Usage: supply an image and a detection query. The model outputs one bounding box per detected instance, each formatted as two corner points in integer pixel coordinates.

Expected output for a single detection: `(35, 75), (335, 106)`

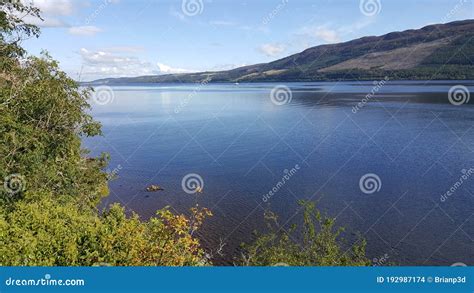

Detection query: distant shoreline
(81, 79), (474, 86)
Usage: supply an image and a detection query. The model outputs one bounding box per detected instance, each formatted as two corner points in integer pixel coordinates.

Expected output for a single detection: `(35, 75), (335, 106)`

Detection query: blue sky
(23, 0), (474, 81)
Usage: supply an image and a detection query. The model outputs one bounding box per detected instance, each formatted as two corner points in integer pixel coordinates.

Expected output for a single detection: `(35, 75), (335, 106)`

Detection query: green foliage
(1, 2), (106, 208)
(0, 1), (210, 266)
(0, 195), (212, 266)
(0, 1), (369, 267)
(1, 52), (107, 208)
(241, 200), (370, 266)
(0, 1), (41, 57)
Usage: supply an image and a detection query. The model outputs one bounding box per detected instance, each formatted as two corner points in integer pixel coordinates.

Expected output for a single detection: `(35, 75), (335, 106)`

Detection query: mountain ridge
(90, 19), (474, 84)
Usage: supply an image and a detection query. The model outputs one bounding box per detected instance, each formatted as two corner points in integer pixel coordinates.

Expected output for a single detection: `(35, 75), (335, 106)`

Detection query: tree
(0, 1), (211, 266)
(1, 0), (40, 57)
(0, 1), (369, 267)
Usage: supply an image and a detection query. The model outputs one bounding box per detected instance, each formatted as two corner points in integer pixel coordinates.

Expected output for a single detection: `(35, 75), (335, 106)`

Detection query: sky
(21, 0), (474, 81)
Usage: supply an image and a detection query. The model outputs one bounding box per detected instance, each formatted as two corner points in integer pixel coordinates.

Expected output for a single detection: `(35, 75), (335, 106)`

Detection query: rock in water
(146, 185), (163, 192)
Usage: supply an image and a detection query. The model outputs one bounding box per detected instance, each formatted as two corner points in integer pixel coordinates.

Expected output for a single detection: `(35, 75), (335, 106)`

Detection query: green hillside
(91, 19), (474, 84)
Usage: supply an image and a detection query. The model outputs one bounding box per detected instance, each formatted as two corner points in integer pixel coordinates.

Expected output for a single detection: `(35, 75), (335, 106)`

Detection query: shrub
(241, 200), (370, 266)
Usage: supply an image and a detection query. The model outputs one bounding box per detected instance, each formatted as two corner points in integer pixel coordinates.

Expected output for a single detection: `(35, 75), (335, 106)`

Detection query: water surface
(83, 81), (474, 265)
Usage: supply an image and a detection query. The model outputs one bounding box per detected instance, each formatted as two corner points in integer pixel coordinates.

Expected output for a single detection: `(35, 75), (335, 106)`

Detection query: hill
(91, 19), (474, 84)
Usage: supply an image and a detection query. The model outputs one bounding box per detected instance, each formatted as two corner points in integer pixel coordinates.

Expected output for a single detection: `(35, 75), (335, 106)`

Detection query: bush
(0, 195), (211, 266)
(241, 200), (370, 266)
(0, 1), (210, 266)
(1, 1), (368, 267)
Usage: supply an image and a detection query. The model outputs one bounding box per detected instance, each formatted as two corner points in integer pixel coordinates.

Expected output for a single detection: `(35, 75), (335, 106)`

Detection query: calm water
(83, 81), (474, 266)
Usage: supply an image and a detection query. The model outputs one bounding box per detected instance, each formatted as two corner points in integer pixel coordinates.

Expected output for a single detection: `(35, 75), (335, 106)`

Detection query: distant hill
(91, 19), (474, 84)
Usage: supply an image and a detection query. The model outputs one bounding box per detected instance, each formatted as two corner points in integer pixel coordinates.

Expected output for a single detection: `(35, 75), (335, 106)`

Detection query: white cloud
(294, 19), (374, 50)
(258, 43), (285, 57)
(79, 48), (159, 80)
(24, 15), (67, 27)
(80, 48), (143, 67)
(29, 0), (74, 16)
(157, 63), (194, 74)
(22, 0), (118, 29)
(20, 0), (73, 27)
(68, 26), (102, 36)
(310, 26), (341, 43)
(78, 48), (195, 80)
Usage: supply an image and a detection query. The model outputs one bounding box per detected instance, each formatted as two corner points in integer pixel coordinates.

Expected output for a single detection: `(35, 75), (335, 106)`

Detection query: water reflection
(83, 81), (474, 265)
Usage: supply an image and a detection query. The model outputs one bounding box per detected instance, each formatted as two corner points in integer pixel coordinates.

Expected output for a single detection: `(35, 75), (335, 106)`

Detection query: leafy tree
(0, 1), (369, 267)
(0, 1), (211, 266)
(1, 51), (107, 208)
(0, 0), (41, 58)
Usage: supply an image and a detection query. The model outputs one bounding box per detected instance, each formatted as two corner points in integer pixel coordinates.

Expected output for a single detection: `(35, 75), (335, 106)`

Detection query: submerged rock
(146, 184), (163, 192)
